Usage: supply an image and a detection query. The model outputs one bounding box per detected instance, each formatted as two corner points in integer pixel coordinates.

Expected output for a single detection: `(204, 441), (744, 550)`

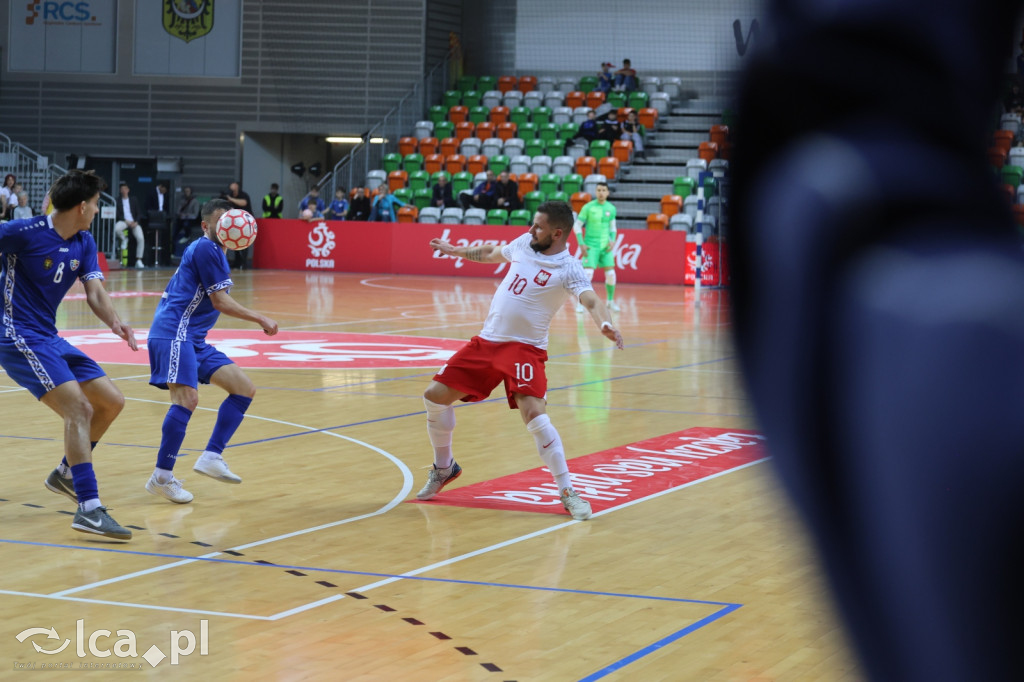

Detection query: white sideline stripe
(50, 400), (414, 598)
(0, 589), (272, 620)
(267, 594), (346, 620)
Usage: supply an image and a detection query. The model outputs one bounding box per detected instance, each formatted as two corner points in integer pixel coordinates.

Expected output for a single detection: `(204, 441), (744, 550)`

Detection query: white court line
(0, 589), (273, 620)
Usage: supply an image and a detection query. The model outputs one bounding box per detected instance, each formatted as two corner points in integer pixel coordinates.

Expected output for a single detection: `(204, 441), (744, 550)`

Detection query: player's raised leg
(516, 394), (592, 521)
(193, 363), (254, 484)
(417, 380), (468, 499)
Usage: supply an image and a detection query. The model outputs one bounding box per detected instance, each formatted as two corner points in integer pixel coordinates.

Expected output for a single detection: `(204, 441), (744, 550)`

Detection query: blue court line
(578, 603), (743, 681)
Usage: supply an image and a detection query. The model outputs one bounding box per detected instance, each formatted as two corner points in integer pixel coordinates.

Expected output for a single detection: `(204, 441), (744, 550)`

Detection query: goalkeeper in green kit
(573, 181), (620, 312)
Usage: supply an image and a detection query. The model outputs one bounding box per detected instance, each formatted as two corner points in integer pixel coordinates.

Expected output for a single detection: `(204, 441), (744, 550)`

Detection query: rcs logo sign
(26, 1), (96, 25)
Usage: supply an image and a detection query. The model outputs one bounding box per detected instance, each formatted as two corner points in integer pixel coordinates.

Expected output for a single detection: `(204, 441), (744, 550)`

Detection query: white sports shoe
(560, 488), (592, 520)
(575, 303), (585, 313)
(193, 451), (242, 484)
(135, 259), (145, 269)
(608, 300), (621, 312)
(146, 474), (194, 504)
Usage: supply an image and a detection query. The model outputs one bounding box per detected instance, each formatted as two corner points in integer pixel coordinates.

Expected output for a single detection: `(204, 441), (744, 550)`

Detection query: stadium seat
(502, 90), (524, 108)
(461, 207), (484, 225)
(589, 140), (611, 160)
(637, 107), (659, 129)
(612, 140), (633, 164)
(457, 75), (476, 92)
(660, 194), (683, 217)
(703, 175), (717, 197)
(649, 92), (670, 115)
(481, 138), (504, 158)
(607, 91), (627, 109)
(1014, 204), (1024, 226)
(523, 91), (544, 110)
(387, 170), (408, 192)
(554, 122), (575, 142)
(502, 137), (526, 157)
(518, 75), (537, 93)
(419, 206), (441, 223)
(578, 75), (599, 93)
(489, 154), (510, 174)
(565, 91), (586, 109)
(565, 141), (588, 160)
(498, 75), (517, 93)
(413, 120), (434, 139)
(434, 121), (455, 140)
(393, 187), (413, 204)
(418, 137), (439, 156)
(674, 176), (696, 196)
(710, 124), (730, 147)
(517, 122), (538, 140)
(440, 137), (460, 157)
(397, 205), (419, 223)
(497, 122), (518, 141)
(683, 194), (700, 217)
(583, 174), (607, 197)
(532, 106), (553, 125)
(531, 155), (552, 175)
(571, 192), (592, 213)
(647, 213), (669, 231)
(628, 92), (649, 110)
(487, 209), (509, 225)
(686, 158), (709, 181)
(518, 173), (538, 197)
(544, 139), (565, 158)
(598, 157), (620, 180)
(477, 75), (498, 92)
(490, 106), (510, 124)
(510, 155), (532, 175)
(365, 169), (387, 191)
(709, 159), (730, 177)
(668, 213), (692, 231)
(698, 141), (719, 163)
(482, 90), (503, 109)
(476, 121), (496, 140)
(544, 91), (565, 109)
(536, 123), (558, 144)
(525, 138), (546, 158)
(412, 188), (432, 210)
(467, 154), (489, 175)
(994, 129), (1016, 152)
(1002, 164), (1023, 187)
(539, 173), (560, 196)
(551, 156), (574, 177)
(408, 170), (429, 191)
(428, 105), (447, 125)
(459, 136), (482, 157)
(402, 153), (424, 173)
(523, 191), (545, 216)
(382, 154), (402, 174)
(585, 91), (606, 110)
(448, 105), (468, 124)
(617, 106), (634, 123)
(661, 76), (684, 100)
(641, 76), (662, 95)
(423, 154), (444, 176)
(443, 90), (461, 108)
(431, 171), (450, 185)
(452, 171), (473, 195)
(442, 207), (466, 224)
(1001, 113), (1021, 137)
(454, 121), (475, 141)
(509, 208), (532, 226)
(552, 107), (573, 125)
(398, 137), (418, 157)
(557, 76), (576, 93)
(575, 156), (597, 177)
(510, 106), (531, 126)
(561, 173), (583, 195)
(462, 90), (482, 108)
(468, 105), (489, 124)
(571, 107), (592, 125)
(549, 190), (569, 203)
(1009, 146), (1024, 168)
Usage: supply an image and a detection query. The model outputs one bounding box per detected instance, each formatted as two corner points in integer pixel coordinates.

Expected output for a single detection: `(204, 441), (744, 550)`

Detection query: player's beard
(530, 236), (552, 252)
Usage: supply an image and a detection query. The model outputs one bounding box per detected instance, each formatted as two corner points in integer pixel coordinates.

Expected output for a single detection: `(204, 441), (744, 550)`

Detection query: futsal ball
(216, 209), (258, 251)
(301, 208), (314, 219)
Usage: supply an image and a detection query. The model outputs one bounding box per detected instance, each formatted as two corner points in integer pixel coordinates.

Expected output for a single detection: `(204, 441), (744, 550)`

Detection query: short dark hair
(201, 198), (233, 223)
(271, 183), (279, 190)
(536, 200), (574, 232)
(596, 181), (609, 190)
(50, 170), (107, 211)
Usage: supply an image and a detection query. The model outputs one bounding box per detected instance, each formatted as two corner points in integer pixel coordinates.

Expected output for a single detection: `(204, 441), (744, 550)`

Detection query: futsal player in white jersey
(417, 200), (624, 520)
(0, 170), (138, 540)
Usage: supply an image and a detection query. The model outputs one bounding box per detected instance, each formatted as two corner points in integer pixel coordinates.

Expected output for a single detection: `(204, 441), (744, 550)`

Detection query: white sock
(424, 397), (455, 468)
(526, 414), (572, 490)
(154, 467), (174, 484)
(200, 450), (223, 461)
(80, 498), (103, 512)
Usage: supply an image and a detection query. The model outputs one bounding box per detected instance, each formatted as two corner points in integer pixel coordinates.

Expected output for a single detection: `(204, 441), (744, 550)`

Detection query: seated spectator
(597, 63), (615, 94)
(348, 187), (372, 220)
(1, 174), (16, 214)
(459, 170), (497, 210)
(614, 59), (638, 93)
(5, 183), (23, 221)
(12, 192), (33, 220)
(494, 171), (521, 211)
(597, 112), (622, 142)
(572, 110), (599, 144)
(175, 186), (199, 245)
(431, 174), (457, 208)
(325, 188), (349, 220)
(369, 184), (407, 222)
(299, 186), (326, 214)
(620, 109), (647, 159)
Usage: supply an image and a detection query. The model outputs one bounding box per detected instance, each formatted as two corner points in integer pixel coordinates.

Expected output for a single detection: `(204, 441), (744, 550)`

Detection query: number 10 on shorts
(515, 362), (534, 382)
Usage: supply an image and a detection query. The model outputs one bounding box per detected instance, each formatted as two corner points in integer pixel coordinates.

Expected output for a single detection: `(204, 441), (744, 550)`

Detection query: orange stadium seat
(454, 121), (475, 141)
(517, 75), (537, 93)
(476, 121), (496, 139)
(598, 157), (620, 179)
(698, 141), (719, 163)
(660, 195), (683, 217)
(585, 91), (606, 109)
(612, 140), (633, 164)
(1012, 203), (1024, 227)
(517, 172), (538, 197)
(397, 205), (419, 223)
(1000, 183), (1016, 203)
(398, 137), (418, 157)
(424, 154), (444, 176)
(647, 213), (669, 230)
(710, 124), (730, 147)
(497, 122), (518, 141)
(439, 137), (460, 157)
(617, 107), (634, 123)
(445, 154), (467, 175)
(989, 146), (1008, 169)
(575, 156), (597, 177)
(490, 106), (510, 124)
(387, 170), (408, 192)
(467, 154), (488, 175)
(419, 137), (439, 156)
(498, 75), (518, 93)
(994, 129), (1015, 153)
(565, 91), (585, 109)
(571, 192), (592, 213)
(349, 187), (365, 200)
(719, 140), (732, 161)
(448, 105), (468, 124)
(637, 107), (659, 129)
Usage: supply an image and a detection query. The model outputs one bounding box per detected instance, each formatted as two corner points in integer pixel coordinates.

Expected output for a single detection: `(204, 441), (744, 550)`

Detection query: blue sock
(205, 394), (252, 455)
(157, 404), (193, 471)
(70, 462), (99, 507)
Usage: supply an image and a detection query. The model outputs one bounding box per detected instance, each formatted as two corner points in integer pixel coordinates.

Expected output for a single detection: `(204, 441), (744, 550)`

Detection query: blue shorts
(148, 338), (233, 390)
(0, 334), (106, 399)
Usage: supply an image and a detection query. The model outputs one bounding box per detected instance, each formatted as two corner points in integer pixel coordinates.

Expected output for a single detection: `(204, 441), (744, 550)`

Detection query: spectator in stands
(298, 186), (325, 214)
(5, 182), (23, 221)
(431, 174), (457, 208)
(115, 182), (145, 269)
(620, 109), (647, 159)
(460, 170), (497, 210)
(174, 186), (199, 249)
(325, 187), (349, 220)
(12, 192), (32, 220)
(1, 174), (16, 215)
(348, 187), (372, 221)
(597, 63), (615, 94)
(597, 112), (622, 143)
(369, 184), (407, 222)
(220, 182), (254, 270)
(301, 202), (324, 221)
(614, 59), (638, 93)
(572, 110), (600, 145)
(262, 183), (283, 218)
(148, 181), (170, 216)
(494, 171), (521, 211)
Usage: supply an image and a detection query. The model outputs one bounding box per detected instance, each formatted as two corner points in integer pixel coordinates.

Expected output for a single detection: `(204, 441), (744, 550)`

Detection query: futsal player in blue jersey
(146, 199), (278, 503)
(0, 170), (138, 540)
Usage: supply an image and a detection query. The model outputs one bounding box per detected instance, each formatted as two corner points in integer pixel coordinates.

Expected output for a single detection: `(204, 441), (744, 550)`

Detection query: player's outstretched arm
(208, 289), (279, 336)
(83, 278), (138, 351)
(429, 238), (508, 263)
(579, 289), (624, 349)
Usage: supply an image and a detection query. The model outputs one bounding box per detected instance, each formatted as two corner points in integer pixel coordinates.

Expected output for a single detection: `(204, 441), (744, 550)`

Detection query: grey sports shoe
(416, 461), (462, 500)
(560, 488), (593, 520)
(71, 506), (132, 540)
(44, 468), (77, 503)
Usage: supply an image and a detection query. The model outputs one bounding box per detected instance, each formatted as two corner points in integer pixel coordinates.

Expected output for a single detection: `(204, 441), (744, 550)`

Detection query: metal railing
(1, 132), (118, 257)
(327, 52), (453, 196)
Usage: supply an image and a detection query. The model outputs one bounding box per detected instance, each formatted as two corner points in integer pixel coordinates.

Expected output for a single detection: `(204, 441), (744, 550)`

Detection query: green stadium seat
(607, 91), (627, 108)
(561, 174), (583, 195)
(1002, 164), (1024, 187)
(545, 140), (565, 157)
(402, 153), (424, 173)
(510, 106), (531, 126)
(393, 187), (413, 204)
(539, 173), (560, 196)
(509, 209), (532, 226)
(382, 153), (402, 174)
(628, 92), (649, 109)
(428, 105), (447, 125)
(518, 122), (538, 140)
(703, 175), (717, 197)
(589, 140), (611, 160)
(407, 170), (429, 191)
(457, 75), (476, 92)
(558, 122), (578, 141)
(452, 171), (473, 195)
(532, 106), (552, 125)
(476, 76), (498, 92)
(673, 176), (696, 196)
(525, 139), (545, 158)
(431, 170), (451, 185)
(469, 105), (489, 124)
(538, 123), (559, 143)
(489, 155), (510, 174)
(412, 187), (432, 209)
(461, 90), (482, 108)
(443, 90), (461, 108)
(486, 208), (508, 225)
(524, 190), (546, 215)
(548, 190), (569, 203)
(434, 121), (455, 140)
(578, 75), (598, 92)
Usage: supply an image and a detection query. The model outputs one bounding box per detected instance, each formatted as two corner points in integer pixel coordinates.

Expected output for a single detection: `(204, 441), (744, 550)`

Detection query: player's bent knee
(605, 269), (616, 286)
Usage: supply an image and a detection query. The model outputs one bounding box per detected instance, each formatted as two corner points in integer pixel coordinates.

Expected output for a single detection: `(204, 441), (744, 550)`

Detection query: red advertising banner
(408, 428), (768, 516)
(251, 220), (693, 285)
(683, 238), (730, 286)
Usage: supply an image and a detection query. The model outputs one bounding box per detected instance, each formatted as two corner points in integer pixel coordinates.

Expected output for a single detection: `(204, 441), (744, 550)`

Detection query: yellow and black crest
(163, 0), (214, 44)
(42, 258), (53, 270)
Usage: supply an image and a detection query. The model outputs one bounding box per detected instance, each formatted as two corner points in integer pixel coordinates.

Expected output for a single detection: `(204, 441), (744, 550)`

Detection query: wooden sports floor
(0, 268), (862, 681)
